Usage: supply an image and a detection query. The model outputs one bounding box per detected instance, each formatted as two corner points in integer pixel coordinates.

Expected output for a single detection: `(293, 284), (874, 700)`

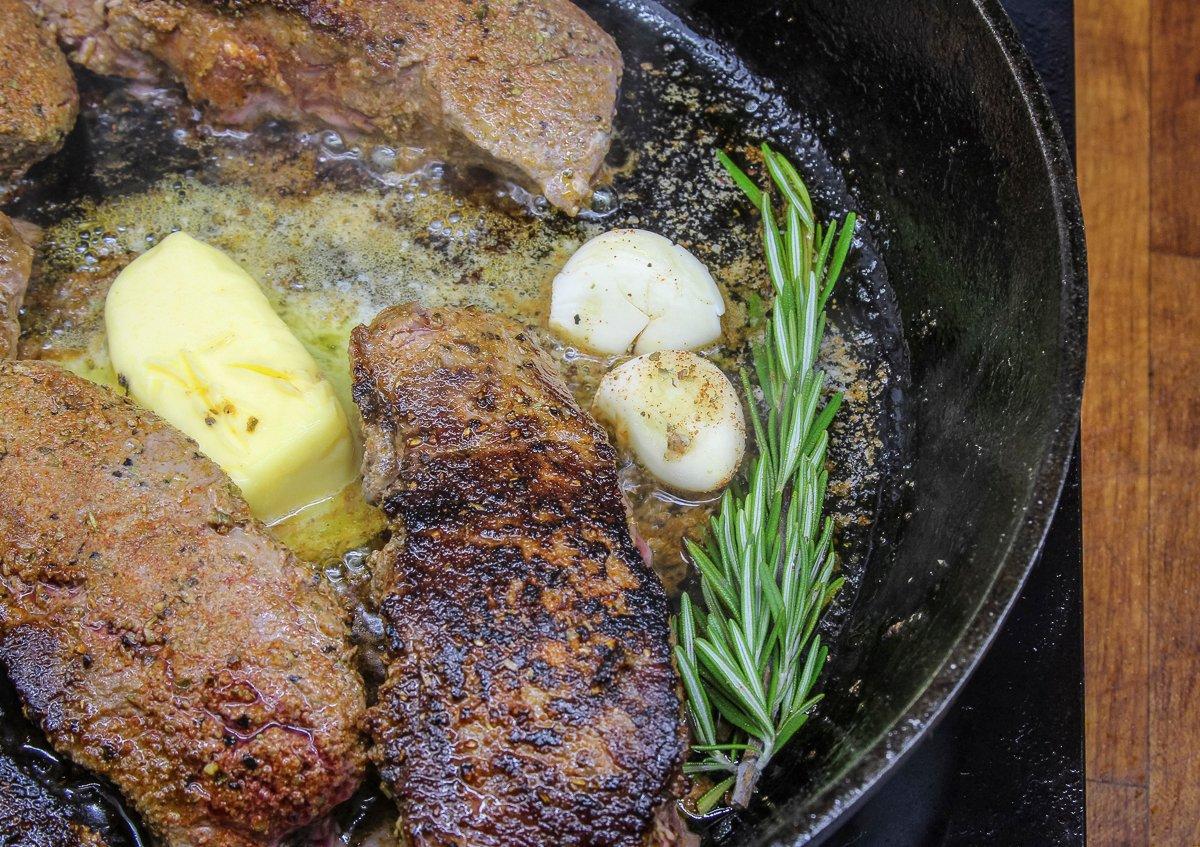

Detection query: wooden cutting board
(1079, 0), (1200, 843)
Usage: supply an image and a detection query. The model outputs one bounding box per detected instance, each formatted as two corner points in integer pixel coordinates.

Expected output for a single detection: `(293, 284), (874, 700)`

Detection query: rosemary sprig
(674, 145), (857, 810)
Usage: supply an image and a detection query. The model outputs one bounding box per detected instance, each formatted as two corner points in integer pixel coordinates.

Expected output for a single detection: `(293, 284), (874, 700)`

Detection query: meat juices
(0, 751), (108, 846)
(0, 362), (367, 847)
(350, 305), (686, 847)
(25, 0), (622, 213)
(0, 0), (78, 184)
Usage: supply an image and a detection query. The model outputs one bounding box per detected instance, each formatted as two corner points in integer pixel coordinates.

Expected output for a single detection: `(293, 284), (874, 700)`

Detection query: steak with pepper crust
(26, 0), (620, 213)
(350, 304), (686, 847)
(0, 0), (77, 184)
(0, 361), (367, 847)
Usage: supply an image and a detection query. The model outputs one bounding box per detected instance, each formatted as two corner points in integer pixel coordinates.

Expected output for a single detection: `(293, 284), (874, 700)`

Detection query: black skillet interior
(618, 0), (1085, 844)
(0, 0), (1084, 845)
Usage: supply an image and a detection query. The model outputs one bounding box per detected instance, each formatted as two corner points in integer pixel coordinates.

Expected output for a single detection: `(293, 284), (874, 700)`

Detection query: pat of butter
(105, 232), (358, 523)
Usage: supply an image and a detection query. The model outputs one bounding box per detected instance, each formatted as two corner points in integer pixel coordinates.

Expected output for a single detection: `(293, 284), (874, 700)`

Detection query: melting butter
(105, 232), (360, 524)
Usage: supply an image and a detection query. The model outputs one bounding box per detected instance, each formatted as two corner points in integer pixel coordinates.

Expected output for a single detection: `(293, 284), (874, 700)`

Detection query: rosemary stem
(731, 737), (763, 808)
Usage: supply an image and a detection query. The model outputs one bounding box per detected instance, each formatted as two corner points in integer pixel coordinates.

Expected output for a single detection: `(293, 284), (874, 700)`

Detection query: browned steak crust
(0, 362), (368, 847)
(26, 0), (620, 213)
(0, 213), (31, 360)
(0, 0), (77, 184)
(350, 304), (686, 847)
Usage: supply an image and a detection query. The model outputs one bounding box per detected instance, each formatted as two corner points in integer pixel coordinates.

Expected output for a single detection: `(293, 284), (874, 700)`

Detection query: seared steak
(0, 213), (30, 360)
(27, 0), (621, 213)
(350, 305), (685, 847)
(0, 362), (367, 847)
(0, 0), (77, 184)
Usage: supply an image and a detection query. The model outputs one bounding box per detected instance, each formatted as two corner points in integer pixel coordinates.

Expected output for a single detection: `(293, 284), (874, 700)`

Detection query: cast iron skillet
(640, 0), (1087, 844)
(1, 0), (1085, 845)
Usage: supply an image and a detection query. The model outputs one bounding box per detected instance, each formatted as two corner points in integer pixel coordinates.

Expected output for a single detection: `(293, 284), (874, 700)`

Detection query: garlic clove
(592, 350), (745, 494)
(549, 229), (724, 356)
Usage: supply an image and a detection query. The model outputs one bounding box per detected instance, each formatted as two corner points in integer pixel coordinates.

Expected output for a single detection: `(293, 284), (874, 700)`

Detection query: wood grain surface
(1079, 0), (1200, 843)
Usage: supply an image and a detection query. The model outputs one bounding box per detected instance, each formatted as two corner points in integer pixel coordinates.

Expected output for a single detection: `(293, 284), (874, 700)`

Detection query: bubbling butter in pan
(22, 171), (879, 589)
(29, 176), (594, 399)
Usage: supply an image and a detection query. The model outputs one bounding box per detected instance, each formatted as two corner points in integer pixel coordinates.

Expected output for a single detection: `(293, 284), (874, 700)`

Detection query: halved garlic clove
(592, 350), (746, 494)
(549, 229), (724, 356)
